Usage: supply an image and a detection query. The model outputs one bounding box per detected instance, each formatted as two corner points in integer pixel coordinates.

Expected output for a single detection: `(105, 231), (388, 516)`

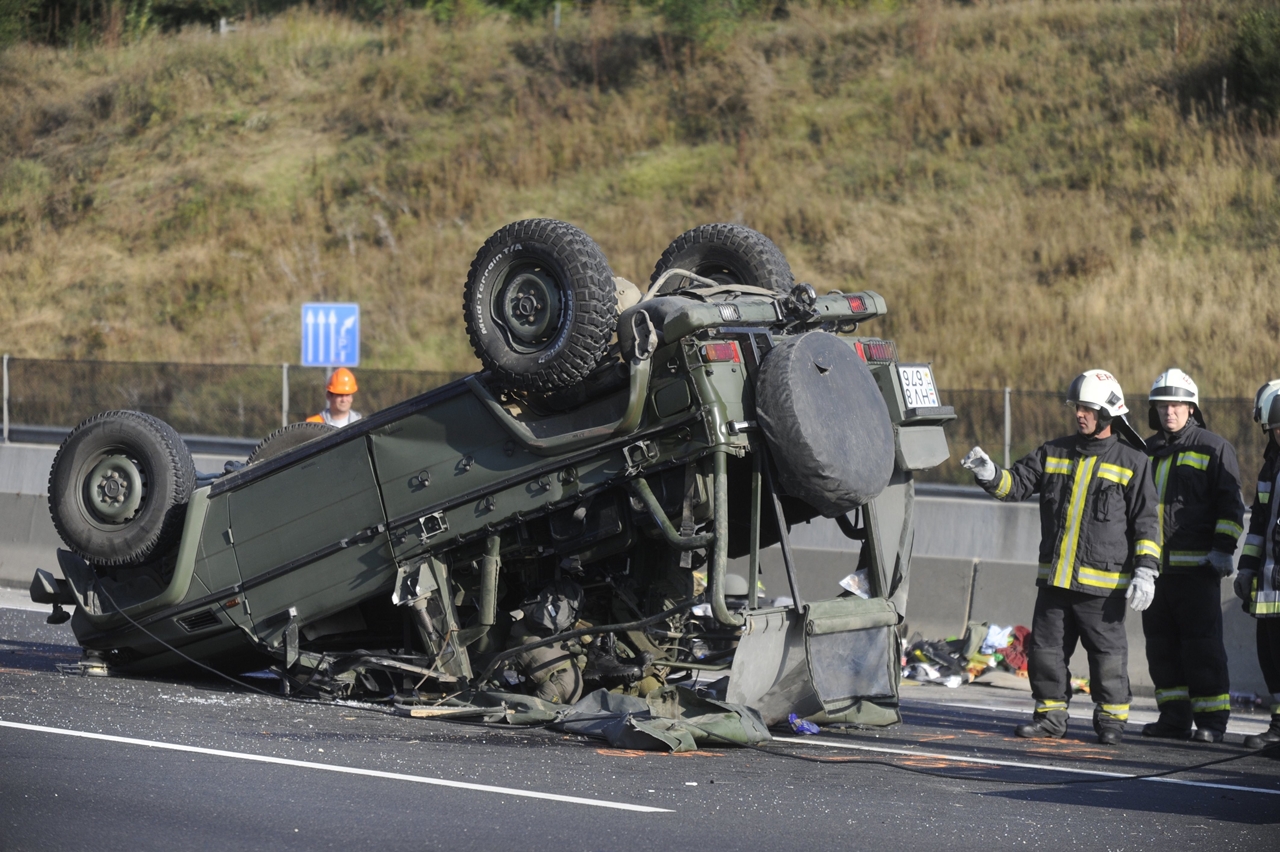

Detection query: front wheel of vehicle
(463, 218), (618, 393)
(246, 422), (338, 465)
(649, 223), (794, 297)
(48, 410), (196, 567)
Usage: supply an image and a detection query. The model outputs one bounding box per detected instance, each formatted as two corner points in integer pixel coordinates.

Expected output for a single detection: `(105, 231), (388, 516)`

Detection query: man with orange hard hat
(307, 368), (363, 427)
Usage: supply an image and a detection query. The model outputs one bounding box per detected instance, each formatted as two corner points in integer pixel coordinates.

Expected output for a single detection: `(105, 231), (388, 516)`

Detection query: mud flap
(726, 597), (901, 727)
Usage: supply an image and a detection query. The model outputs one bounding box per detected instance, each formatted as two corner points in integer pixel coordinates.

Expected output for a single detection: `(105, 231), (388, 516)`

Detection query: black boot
(1142, 720), (1192, 740)
(1243, 718), (1280, 750)
(1015, 721), (1063, 739)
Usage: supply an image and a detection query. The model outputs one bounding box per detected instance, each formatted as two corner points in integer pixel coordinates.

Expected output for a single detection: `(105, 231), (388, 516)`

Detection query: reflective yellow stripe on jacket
(1077, 566), (1131, 590)
(1044, 456), (1072, 476)
(1052, 457), (1098, 589)
(1153, 456), (1173, 552)
(1216, 519), (1244, 538)
(1259, 481), (1272, 506)
(1178, 451), (1211, 470)
(1097, 463), (1133, 485)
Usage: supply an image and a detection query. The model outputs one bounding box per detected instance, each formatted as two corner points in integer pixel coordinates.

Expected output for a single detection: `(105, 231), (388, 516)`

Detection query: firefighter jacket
(1144, 423), (1246, 571)
(1238, 441), (1280, 617)
(980, 433), (1161, 598)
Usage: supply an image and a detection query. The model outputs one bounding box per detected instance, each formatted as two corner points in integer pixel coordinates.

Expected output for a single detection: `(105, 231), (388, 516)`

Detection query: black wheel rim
(491, 262), (565, 354)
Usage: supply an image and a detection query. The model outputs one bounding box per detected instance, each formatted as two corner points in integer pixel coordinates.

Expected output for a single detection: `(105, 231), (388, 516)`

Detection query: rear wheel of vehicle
(48, 411), (196, 567)
(247, 422), (337, 465)
(649, 223), (794, 297)
(464, 218), (618, 393)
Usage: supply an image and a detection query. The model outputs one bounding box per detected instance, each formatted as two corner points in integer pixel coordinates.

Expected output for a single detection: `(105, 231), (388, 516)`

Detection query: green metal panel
(228, 438), (394, 646)
(195, 493), (239, 596)
(244, 536), (395, 649)
(230, 439), (384, 574)
(370, 392), (531, 525)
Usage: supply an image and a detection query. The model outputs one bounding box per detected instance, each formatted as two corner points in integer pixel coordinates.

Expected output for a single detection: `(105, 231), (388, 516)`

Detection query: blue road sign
(301, 303), (360, 367)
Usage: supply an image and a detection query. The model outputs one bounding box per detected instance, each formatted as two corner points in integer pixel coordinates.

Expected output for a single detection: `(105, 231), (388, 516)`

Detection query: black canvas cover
(756, 332), (895, 516)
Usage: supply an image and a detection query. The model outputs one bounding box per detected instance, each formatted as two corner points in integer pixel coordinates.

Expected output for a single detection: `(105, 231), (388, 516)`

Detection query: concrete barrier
(899, 556), (976, 642)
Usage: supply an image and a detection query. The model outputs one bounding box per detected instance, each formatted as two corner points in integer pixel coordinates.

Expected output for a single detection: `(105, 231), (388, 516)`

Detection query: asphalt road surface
(1, 596), (1277, 851)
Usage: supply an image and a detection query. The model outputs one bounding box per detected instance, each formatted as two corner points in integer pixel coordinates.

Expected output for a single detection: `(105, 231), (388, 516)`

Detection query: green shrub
(1235, 7), (1280, 113)
(0, 0), (36, 47)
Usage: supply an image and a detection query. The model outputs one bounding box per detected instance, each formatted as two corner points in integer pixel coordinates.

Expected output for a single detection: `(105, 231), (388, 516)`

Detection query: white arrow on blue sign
(301, 303), (360, 367)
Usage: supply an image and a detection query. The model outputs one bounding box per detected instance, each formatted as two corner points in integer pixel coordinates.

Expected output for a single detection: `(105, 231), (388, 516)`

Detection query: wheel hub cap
(86, 455), (145, 523)
(498, 269), (562, 349)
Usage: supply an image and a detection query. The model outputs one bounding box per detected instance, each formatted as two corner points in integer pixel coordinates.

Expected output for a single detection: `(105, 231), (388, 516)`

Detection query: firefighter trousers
(1142, 571), (1230, 733)
(1028, 586), (1130, 736)
(1255, 618), (1280, 733)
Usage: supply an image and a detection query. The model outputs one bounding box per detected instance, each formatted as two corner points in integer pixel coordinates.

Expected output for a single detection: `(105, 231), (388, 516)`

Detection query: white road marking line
(772, 736), (1280, 797)
(0, 719), (672, 812)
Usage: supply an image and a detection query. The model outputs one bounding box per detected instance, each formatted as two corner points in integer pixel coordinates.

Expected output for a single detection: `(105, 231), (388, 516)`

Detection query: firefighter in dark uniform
(1140, 368), (1245, 743)
(961, 370), (1161, 745)
(1236, 382), (1280, 749)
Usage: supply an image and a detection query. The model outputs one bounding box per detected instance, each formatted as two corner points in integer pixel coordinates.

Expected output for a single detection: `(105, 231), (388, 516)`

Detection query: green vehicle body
(35, 288), (953, 725)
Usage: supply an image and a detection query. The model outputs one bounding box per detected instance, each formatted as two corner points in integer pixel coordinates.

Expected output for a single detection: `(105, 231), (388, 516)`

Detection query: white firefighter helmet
(1149, 368), (1199, 405)
(1254, 379), (1280, 423)
(1260, 385), (1280, 432)
(1149, 367), (1205, 429)
(1066, 369), (1128, 418)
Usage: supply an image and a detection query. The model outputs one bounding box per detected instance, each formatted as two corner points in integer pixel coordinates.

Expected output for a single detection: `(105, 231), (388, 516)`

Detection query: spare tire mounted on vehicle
(48, 410), (196, 567)
(464, 219), (618, 393)
(755, 332), (895, 517)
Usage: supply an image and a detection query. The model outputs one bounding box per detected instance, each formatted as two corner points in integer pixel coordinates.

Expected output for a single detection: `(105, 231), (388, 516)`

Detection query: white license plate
(898, 365), (940, 409)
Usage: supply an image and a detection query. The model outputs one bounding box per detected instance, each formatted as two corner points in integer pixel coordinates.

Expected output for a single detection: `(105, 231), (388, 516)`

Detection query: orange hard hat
(327, 367), (358, 394)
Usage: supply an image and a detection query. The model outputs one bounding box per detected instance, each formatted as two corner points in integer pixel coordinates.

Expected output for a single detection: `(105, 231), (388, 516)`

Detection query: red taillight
(846, 294), (867, 313)
(854, 341), (866, 361)
(861, 339), (898, 362)
(701, 342), (741, 363)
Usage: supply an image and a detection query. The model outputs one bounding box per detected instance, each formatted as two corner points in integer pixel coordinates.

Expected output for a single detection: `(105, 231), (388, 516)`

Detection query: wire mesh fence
(0, 358), (1269, 498)
(923, 389), (1268, 502)
(1, 357), (467, 441)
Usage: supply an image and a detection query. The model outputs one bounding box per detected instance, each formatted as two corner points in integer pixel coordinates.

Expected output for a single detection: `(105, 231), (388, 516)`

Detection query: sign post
(301, 303), (360, 369)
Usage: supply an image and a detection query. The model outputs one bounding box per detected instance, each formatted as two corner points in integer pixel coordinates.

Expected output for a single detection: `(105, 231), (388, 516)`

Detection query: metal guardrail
(0, 356), (1268, 491)
(0, 356), (467, 444)
(5, 425), (258, 458)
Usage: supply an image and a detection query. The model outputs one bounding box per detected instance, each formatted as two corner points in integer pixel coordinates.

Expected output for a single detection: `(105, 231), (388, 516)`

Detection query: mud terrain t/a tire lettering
(464, 219), (617, 393)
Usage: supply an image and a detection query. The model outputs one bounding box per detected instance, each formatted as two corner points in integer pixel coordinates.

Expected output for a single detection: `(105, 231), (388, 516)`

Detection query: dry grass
(1, 1), (1278, 398)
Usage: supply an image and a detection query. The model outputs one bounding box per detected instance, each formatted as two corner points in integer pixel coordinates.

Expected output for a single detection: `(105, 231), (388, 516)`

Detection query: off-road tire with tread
(649, 223), (794, 296)
(48, 410), (196, 567)
(464, 219), (617, 393)
(247, 422), (338, 465)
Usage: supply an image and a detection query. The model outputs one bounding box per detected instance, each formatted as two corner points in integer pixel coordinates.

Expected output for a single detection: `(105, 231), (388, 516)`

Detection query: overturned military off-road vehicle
(32, 220), (953, 733)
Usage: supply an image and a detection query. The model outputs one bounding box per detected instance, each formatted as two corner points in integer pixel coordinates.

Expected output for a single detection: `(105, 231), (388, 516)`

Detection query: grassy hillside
(2, 1), (1278, 399)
